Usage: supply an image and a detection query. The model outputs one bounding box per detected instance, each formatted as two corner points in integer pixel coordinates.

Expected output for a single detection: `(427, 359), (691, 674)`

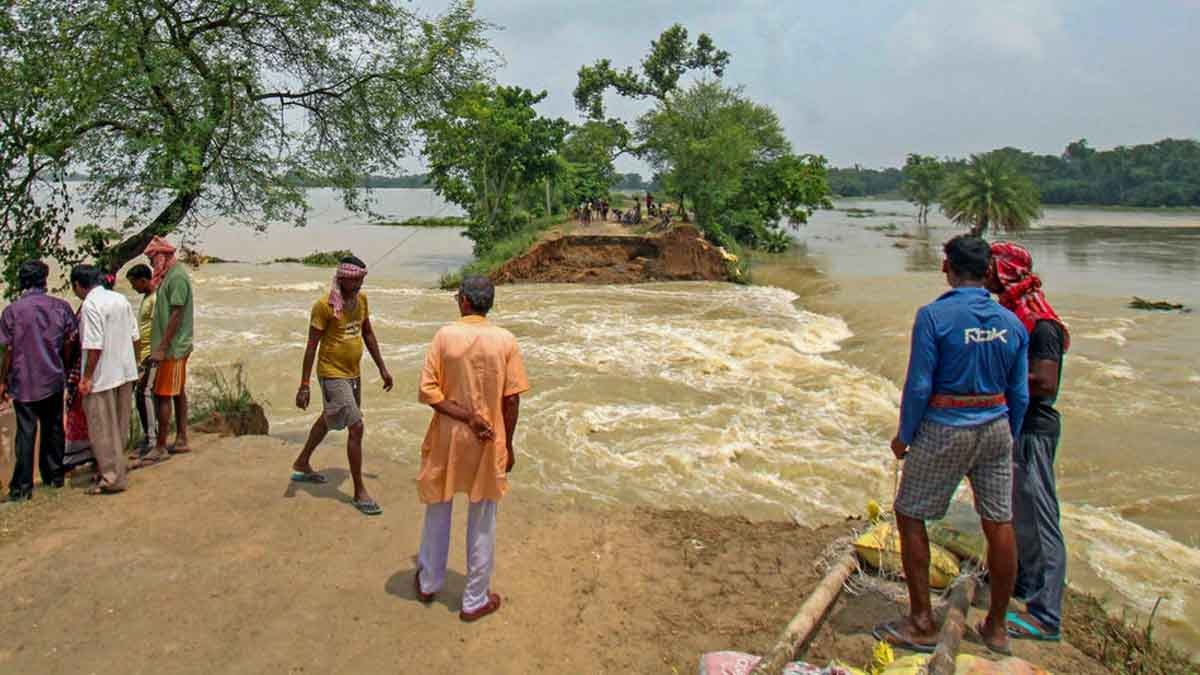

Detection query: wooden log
(750, 551), (858, 675)
(928, 576), (977, 675)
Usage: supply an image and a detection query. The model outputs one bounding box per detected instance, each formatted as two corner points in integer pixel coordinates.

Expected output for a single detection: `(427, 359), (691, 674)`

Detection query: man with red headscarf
(987, 241), (1069, 643)
(134, 236), (194, 468)
(291, 254), (394, 516)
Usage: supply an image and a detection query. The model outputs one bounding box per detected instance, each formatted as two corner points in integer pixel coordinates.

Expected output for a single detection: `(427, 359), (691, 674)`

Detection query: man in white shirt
(72, 265), (140, 494)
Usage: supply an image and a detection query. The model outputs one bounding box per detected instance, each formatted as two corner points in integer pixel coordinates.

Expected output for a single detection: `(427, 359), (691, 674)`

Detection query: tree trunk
(928, 576), (976, 675)
(750, 551), (857, 675)
(101, 190), (201, 274)
(969, 214), (988, 237)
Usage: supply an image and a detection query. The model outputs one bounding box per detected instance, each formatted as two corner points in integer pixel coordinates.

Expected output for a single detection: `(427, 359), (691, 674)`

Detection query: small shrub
(189, 363), (256, 424)
(372, 216), (467, 228)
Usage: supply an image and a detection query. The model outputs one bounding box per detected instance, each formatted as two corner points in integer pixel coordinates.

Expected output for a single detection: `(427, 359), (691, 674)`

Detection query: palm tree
(940, 153), (1041, 236)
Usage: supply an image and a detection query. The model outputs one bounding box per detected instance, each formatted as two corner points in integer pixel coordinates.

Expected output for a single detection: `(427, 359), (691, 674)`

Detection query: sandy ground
(0, 430), (1114, 674)
(0, 432), (858, 674)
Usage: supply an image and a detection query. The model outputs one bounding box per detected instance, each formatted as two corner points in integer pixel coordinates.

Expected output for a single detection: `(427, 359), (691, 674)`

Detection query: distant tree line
(829, 138), (1200, 207)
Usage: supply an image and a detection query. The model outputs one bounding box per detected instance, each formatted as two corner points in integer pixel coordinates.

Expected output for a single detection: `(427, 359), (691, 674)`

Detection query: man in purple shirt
(0, 260), (78, 500)
(874, 236), (1029, 656)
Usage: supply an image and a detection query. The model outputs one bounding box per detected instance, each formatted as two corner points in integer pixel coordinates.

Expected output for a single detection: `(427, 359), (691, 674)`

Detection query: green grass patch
(189, 363), (256, 424)
(271, 250), (354, 267)
(438, 214), (564, 289)
(866, 223), (900, 232)
(371, 216), (467, 228)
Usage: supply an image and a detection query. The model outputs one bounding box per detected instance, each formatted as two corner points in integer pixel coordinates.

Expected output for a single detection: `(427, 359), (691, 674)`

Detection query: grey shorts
(894, 417), (1013, 522)
(319, 377), (362, 431)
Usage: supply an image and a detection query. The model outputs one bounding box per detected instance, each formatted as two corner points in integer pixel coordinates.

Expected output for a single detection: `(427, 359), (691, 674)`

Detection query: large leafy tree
(901, 153), (945, 224)
(574, 24), (729, 121)
(0, 0), (490, 295)
(419, 85), (568, 254)
(941, 153), (1041, 236)
(574, 26), (828, 250)
(638, 81), (829, 250)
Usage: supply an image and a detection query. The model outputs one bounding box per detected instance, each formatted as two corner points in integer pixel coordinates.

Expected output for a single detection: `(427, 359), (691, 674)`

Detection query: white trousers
(417, 499), (497, 613)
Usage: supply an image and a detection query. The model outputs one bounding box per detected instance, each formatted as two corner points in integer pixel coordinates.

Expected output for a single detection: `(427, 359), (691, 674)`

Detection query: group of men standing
(0, 236), (194, 498)
(3, 232), (1068, 634)
(878, 236), (1069, 655)
(286, 257), (529, 622)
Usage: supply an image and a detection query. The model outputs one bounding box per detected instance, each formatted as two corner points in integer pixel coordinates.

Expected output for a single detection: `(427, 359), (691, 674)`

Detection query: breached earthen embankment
(491, 225), (737, 284)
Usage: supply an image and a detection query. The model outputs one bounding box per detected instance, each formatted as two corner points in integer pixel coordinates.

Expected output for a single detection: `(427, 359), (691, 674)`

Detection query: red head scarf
(990, 241), (1069, 351)
(144, 236), (178, 289)
(329, 261), (368, 319)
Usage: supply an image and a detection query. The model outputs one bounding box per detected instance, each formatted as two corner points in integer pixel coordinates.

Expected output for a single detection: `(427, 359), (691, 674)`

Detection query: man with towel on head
(133, 236), (195, 467)
(988, 241), (1070, 643)
(292, 255), (394, 516)
(412, 275), (529, 622)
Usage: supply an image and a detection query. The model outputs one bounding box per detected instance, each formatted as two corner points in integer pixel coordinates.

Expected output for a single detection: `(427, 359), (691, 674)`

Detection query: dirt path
(0, 433), (857, 674)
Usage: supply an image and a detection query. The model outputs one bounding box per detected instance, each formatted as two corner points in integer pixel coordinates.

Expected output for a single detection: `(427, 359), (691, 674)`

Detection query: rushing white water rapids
(11, 188), (1200, 651)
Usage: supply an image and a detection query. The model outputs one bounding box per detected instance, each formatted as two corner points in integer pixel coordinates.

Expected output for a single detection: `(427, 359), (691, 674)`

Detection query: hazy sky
(468, 0), (1200, 170)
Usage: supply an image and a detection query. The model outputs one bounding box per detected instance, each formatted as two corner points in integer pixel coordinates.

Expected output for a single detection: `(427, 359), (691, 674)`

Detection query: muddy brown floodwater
(3, 189), (1198, 654)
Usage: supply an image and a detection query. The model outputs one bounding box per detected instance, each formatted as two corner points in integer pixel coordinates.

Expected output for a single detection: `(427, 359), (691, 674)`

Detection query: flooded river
(5, 189), (1200, 650)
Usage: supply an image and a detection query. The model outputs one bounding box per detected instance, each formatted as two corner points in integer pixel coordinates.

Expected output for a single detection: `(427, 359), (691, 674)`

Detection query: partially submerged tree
(901, 153), (945, 224)
(941, 153), (1041, 236)
(637, 81), (829, 250)
(419, 85), (568, 254)
(0, 0), (491, 295)
(573, 26), (827, 250)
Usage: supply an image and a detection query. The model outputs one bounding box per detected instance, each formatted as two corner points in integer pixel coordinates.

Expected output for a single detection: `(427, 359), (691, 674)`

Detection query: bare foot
(976, 618), (1013, 655)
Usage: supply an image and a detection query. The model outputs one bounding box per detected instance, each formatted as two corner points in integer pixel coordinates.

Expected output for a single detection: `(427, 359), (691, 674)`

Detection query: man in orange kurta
(415, 275), (529, 622)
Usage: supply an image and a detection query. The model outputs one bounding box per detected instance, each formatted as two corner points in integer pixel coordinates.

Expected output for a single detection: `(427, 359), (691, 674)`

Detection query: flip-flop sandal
(353, 498), (383, 516)
(129, 454), (169, 470)
(168, 445), (192, 455)
(85, 486), (122, 496)
(1006, 612), (1061, 642)
(460, 593), (502, 622)
(975, 621), (1014, 656)
(872, 621), (937, 654)
(290, 471), (328, 484)
(414, 566), (435, 604)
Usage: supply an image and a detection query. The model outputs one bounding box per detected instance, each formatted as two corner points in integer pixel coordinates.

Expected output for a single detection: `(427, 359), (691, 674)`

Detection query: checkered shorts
(895, 417), (1014, 522)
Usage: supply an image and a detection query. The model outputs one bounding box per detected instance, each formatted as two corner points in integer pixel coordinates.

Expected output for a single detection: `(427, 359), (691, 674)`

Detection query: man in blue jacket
(875, 235), (1030, 656)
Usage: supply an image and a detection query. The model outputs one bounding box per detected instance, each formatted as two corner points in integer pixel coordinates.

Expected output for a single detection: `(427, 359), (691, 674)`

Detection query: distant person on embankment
(126, 264), (157, 457)
(291, 255), (394, 516)
(0, 260), (76, 500)
(878, 235), (1030, 655)
(987, 242), (1070, 644)
(413, 275), (529, 622)
(72, 264), (140, 495)
(134, 236), (195, 467)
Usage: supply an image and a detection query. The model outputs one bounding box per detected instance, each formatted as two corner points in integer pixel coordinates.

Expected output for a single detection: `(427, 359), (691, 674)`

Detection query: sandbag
(854, 522), (960, 589)
(880, 654), (1051, 675)
(698, 651), (866, 675)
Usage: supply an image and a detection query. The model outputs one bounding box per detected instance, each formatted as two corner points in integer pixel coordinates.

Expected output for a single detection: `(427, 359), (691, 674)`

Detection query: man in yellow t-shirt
(291, 255), (393, 515)
(126, 264), (157, 453)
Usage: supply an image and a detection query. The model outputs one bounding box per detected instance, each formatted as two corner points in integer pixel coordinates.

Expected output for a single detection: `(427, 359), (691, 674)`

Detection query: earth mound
(492, 225), (737, 284)
(194, 402), (270, 437)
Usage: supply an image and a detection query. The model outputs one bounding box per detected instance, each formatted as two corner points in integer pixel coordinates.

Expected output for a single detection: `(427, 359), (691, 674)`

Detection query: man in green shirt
(134, 236), (194, 468)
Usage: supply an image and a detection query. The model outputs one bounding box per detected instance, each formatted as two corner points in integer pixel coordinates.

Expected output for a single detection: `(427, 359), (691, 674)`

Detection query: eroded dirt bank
(492, 225), (736, 284)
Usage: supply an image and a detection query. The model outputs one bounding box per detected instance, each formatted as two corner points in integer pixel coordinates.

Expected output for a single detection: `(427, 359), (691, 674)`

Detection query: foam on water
(1064, 505), (1200, 644)
(187, 268), (1200, 650)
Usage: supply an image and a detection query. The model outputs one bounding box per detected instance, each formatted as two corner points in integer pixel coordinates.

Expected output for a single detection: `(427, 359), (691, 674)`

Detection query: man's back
(427, 316), (523, 409)
(81, 288), (139, 393)
(0, 290), (76, 403)
(900, 287), (1029, 442)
